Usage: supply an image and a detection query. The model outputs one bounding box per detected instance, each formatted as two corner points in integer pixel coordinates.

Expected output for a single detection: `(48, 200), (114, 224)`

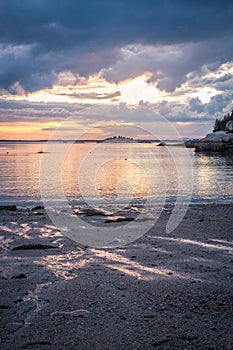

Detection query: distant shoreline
(0, 139), (189, 143)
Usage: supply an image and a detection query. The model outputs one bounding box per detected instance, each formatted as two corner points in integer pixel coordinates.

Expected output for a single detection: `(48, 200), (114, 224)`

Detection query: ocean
(0, 141), (233, 208)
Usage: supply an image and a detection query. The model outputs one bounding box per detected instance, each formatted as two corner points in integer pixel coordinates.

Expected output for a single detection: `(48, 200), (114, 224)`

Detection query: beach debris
(105, 216), (134, 223)
(31, 205), (44, 211)
(157, 142), (166, 146)
(22, 341), (52, 348)
(144, 314), (156, 319)
(11, 273), (27, 279)
(33, 211), (44, 216)
(162, 207), (172, 212)
(0, 205), (17, 211)
(83, 208), (106, 216)
(114, 282), (127, 290)
(12, 243), (57, 251)
(119, 315), (127, 320)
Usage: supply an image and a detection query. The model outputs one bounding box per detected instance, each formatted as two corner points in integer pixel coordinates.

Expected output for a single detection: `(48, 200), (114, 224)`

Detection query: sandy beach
(0, 203), (233, 349)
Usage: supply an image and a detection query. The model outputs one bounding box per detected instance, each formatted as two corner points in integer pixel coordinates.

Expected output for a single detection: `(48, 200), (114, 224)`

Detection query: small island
(102, 136), (135, 143)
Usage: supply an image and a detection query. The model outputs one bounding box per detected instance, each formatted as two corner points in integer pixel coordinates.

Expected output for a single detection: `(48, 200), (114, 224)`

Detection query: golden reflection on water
(62, 142), (151, 202)
(1, 142), (233, 204)
(95, 158), (149, 200)
(194, 154), (221, 196)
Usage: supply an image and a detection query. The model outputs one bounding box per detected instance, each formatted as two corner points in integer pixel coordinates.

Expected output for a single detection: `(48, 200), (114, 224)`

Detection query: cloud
(1, 93), (232, 139)
(0, 98), (87, 122)
(103, 38), (233, 92)
(205, 93), (233, 114)
(189, 97), (204, 113)
(0, 0), (233, 92)
(60, 91), (121, 100)
(188, 92), (233, 118)
(1, 94), (229, 126)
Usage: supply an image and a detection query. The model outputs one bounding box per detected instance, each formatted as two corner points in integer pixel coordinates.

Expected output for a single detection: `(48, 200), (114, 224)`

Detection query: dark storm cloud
(0, 0), (233, 92)
(1, 0), (233, 48)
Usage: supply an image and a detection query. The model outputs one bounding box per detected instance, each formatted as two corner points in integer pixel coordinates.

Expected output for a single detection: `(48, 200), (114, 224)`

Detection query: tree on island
(213, 110), (233, 132)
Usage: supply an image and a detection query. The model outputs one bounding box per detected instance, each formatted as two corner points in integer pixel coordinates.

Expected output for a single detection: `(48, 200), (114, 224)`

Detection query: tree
(213, 110), (233, 132)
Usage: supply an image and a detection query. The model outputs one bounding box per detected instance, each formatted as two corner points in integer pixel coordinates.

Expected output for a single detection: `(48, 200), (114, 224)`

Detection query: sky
(0, 0), (233, 140)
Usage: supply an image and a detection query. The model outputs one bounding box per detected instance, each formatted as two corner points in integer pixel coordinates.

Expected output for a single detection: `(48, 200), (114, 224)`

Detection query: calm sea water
(0, 142), (233, 207)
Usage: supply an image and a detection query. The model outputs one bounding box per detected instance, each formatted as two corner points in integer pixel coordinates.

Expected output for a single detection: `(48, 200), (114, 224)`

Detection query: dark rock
(31, 205), (44, 211)
(11, 273), (27, 279)
(195, 141), (233, 153)
(105, 217), (134, 223)
(12, 243), (56, 251)
(185, 139), (201, 148)
(84, 209), (105, 216)
(77, 208), (107, 216)
(194, 132), (233, 153)
(157, 142), (166, 146)
(0, 205), (17, 211)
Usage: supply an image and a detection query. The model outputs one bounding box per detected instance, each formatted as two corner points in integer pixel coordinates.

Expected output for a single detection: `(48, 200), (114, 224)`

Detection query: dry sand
(0, 204), (233, 349)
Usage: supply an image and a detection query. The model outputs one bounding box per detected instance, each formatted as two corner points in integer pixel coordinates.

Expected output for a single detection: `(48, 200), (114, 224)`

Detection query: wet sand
(0, 204), (233, 349)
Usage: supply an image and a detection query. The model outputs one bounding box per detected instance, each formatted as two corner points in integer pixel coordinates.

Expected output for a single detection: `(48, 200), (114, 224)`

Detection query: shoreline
(1, 197), (233, 209)
(0, 203), (233, 349)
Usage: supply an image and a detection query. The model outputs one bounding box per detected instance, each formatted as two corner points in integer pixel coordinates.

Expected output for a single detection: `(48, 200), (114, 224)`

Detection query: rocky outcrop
(185, 139), (201, 148)
(195, 131), (233, 153)
(226, 120), (233, 131)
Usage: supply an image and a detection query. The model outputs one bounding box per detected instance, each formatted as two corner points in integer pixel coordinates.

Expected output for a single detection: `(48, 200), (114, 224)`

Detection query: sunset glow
(0, 2), (232, 140)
